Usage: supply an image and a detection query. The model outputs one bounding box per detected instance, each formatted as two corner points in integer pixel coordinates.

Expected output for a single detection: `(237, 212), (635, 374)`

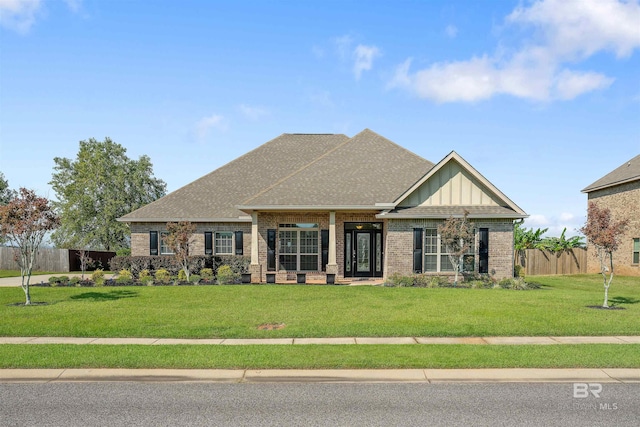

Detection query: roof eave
(117, 217), (252, 223)
(581, 176), (640, 193)
(237, 205), (387, 213)
(376, 213), (529, 220)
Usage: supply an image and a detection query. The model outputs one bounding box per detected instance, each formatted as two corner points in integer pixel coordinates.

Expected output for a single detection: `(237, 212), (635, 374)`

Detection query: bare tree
(438, 211), (474, 286)
(580, 202), (629, 308)
(0, 188), (60, 305)
(77, 248), (94, 280)
(164, 221), (196, 282)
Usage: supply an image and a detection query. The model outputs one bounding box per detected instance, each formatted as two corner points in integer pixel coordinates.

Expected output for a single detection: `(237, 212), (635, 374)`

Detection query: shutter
(413, 228), (423, 273)
(150, 231), (158, 256)
(267, 229), (276, 271)
(204, 232), (213, 255)
(479, 228), (489, 274)
(235, 231), (243, 255)
(321, 229), (329, 272)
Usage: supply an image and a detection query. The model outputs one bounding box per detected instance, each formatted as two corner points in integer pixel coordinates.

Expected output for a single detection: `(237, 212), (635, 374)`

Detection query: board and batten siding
(399, 160), (501, 207)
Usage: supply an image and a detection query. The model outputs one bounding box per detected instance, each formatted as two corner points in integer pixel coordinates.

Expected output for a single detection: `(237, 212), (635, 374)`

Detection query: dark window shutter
(150, 231), (158, 256)
(204, 232), (213, 255)
(321, 229), (329, 272)
(235, 231), (243, 256)
(413, 228), (423, 273)
(267, 229), (276, 271)
(479, 228), (489, 274)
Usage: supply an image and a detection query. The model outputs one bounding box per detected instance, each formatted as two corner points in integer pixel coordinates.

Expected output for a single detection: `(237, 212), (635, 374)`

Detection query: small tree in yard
(580, 202), (629, 308)
(0, 188), (60, 305)
(438, 211), (474, 286)
(164, 221), (196, 282)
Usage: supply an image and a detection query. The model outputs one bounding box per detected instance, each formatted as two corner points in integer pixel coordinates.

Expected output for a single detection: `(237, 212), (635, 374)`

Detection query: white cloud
(445, 24), (458, 38)
(524, 212), (584, 237)
(334, 35), (353, 59)
(0, 0), (41, 33)
(238, 104), (269, 120)
(389, 0), (640, 103)
(195, 114), (227, 141)
(0, 0), (83, 33)
(353, 44), (380, 80)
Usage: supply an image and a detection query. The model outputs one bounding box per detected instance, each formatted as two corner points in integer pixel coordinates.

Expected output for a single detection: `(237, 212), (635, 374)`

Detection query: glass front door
(344, 223), (382, 278)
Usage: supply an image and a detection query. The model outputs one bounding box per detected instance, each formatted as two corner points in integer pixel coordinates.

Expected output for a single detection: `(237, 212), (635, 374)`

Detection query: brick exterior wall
(385, 218), (515, 279)
(586, 181), (640, 276)
(129, 222), (251, 257)
(129, 215), (516, 280)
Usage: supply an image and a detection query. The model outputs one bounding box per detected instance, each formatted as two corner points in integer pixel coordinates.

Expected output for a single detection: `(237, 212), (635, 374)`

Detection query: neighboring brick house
(582, 154), (640, 276)
(119, 129), (527, 282)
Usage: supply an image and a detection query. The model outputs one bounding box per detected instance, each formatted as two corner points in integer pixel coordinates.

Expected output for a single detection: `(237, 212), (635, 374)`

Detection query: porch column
(250, 211), (261, 282)
(326, 211), (338, 276)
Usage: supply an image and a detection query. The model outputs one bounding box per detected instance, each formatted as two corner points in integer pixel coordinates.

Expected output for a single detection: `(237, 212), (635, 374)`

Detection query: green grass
(0, 275), (638, 338)
(0, 344), (637, 369)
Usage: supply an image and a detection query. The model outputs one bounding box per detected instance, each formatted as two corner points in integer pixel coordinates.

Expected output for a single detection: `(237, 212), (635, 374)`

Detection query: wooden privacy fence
(0, 247), (115, 272)
(515, 248), (587, 276)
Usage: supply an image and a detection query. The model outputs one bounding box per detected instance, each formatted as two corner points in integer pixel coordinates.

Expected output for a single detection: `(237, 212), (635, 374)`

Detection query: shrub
(116, 269), (133, 285)
(92, 269), (105, 287)
(69, 277), (80, 286)
(384, 273), (414, 287)
(188, 274), (201, 284)
(217, 265), (239, 284)
(200, 268), (213, 280)
(116, 248), (131, 257)
(177, 269), (188, 282)
(155, 269), (171, 284)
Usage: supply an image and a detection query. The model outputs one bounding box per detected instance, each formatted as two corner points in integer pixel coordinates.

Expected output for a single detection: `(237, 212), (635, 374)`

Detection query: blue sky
(1, 0), (639, 238)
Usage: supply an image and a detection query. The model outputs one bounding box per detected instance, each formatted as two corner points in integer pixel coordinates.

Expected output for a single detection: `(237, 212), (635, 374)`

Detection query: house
(582, 154), (640, 276)
(119, 129), (527, 282)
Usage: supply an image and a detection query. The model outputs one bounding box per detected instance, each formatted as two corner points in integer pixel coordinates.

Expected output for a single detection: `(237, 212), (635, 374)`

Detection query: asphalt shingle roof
(582, 154), (640, 193)
(120, 133), (349, 221)
(381, 205), (525, 219)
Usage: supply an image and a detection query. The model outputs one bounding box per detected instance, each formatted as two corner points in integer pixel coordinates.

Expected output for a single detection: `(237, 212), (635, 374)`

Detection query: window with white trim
(160, 232), (174, 255)
(424, 228), (475, 273)
(215, 231), (234, 255)
(278, 223), (319, 271)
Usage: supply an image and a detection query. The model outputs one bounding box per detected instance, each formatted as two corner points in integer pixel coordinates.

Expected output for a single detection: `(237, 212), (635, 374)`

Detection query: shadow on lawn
(609, 296), (639, 305)
(69, 290), (138, 302)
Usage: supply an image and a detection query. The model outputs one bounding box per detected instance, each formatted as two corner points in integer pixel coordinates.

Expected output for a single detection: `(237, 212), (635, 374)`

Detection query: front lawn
(0, 344), (638, 369)
(0, 275), (637, 338)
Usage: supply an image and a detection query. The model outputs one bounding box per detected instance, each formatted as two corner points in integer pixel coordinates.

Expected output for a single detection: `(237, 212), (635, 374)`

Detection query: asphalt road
(1, 382), (638, 426)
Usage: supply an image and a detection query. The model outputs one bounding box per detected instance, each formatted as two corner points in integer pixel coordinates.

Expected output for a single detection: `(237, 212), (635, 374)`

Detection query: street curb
(1, 369), (639, 383)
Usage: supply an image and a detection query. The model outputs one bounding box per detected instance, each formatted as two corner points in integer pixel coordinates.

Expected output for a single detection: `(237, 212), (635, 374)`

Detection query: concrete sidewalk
(1, 368), (639, 383)
(2, 336), (640, 345)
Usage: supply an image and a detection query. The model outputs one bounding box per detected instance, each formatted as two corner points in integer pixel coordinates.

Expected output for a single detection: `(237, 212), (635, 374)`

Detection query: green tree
(438, 211), (474, 286)
(50, 138), (166, 251)
(538, 227), (585, 253)
(0, 172), (16, 245)
(0, 188), (60, 305)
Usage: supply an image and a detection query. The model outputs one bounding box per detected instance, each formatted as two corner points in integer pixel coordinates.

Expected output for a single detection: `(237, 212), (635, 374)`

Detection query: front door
(344, 223), (383, 278)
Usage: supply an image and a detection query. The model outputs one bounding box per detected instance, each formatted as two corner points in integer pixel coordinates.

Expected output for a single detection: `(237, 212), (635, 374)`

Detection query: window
(633, 238), (640, 264)
(160, 232), (174, 255)
(215, 232), (234, 255)
(424, 228), (475, 273)
(278, 223), (319, 271)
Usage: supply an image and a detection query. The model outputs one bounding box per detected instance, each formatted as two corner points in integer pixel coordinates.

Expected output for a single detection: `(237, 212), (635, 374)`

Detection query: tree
(0, 188), (60, 305)
(50, 138), (167, 251)
(0, 172), (17, 245)
(580, 202), (629, 308)
(538, 227), (585, 254)
(514, 221), (548, 266)
(438, 212), (474, 286)
(164, 221), (196, 282)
